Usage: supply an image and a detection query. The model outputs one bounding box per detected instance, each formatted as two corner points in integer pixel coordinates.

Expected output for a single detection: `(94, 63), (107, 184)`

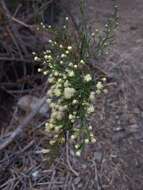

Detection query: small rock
(17, 95), (49, 117)
(113, 126), (124, 132)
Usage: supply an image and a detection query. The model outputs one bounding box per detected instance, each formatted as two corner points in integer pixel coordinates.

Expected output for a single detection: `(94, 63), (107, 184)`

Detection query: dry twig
(66, 132), (79, 177)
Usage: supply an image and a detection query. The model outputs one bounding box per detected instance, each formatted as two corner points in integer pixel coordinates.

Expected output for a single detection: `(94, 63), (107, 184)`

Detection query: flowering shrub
(33, 2), (118, 156)
(34, 40), (107, 156)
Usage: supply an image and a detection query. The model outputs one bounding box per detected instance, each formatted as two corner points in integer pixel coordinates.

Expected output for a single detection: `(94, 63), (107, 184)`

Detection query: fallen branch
(0, 96), (47, 151)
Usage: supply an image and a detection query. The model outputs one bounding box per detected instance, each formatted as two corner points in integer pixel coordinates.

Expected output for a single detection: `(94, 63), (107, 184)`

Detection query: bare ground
(68, 0), (143, 189)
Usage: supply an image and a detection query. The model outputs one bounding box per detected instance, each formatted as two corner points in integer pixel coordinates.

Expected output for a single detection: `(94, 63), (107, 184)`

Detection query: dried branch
(0, 96), (47, 151)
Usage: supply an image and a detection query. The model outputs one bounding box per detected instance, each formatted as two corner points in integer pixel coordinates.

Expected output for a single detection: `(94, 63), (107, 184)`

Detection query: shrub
(33, 0), (118, 156)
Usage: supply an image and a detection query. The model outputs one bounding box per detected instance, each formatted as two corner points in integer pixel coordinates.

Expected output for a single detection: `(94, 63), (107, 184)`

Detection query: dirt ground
(87, 0), (143, 189)
(68, 0), (143, 189)
(0, 0), (143, 189)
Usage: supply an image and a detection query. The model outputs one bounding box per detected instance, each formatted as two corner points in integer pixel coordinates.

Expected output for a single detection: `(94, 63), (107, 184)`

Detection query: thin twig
(48, 170), (56, 190)
(92, 159), (102, 190)
(11, 16), (32, 29)
(66, 132), (79, 176)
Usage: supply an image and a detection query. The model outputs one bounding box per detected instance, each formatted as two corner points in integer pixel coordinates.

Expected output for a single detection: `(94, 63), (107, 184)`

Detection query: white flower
(54, 134), (59, 139)
(54, 88), (61, 97)
(49, 140), (56, 145)
(71, 135), (76, 140)
(64, 87), (76, 99)
(102, 77), (107, 82)
(96, 81), (103, 90)
(89, 125), (92, 130)
(84, 74), (92, 82)
(42, 25), (46, 29)
(85, 139), (89, 144)
(76, 150), (81, 157)
(89, 92), (95, 102)
(63, 105), (68, 110)
(69, 62), (73, 67)
(75, 144), (79, 149)
(44, 55), (48, 59)
(71, 119), (75, 123)
(54, 127), (60, 132)
(46, 50), (51, 53)
(58, 78), (62, 83)
(69, 114), (75, 120)
(91, 32), (95, 37)
(58, 106), (66, 112)
(72, 99), (78, 104)
(73, 111), (77, 115)
(61, 54), (66, 58)
(64, 80), (70, 87)
(65, 17), (69, 21)
(51, 111), (57, 119)
(68, 71), (75, 77)
(65, 50), (69, 54)
(54, 71), (59, 76)
(60, 60), (63, 64)
(91, 138), (96, 143)
(47, 99), (52, 104)
(47, 55), (52, 60)
(96, 89), (101, 95)
(34, 56), (40, 61)
(43, 71), (48, 75)
(47, 89), (53, 97)
(49, 102), (55, 108)
(55, 125), (63, 132)
(55, 111), (64, 120)
(48, 39), (52, 43)
(63, 74), (67, 79)
(80, 60), (85, 64)
(45, 123), (54, 130)
(38, 68), (42, 72)
(57, 81), (62, 86)
(59, 44), (63, 48)
(67, 46), (72, 50)
(48, 77), (54, 83)
(74, 65), (77, 68)
(87, 105), (95, 113)
(90, 133), (94, 138)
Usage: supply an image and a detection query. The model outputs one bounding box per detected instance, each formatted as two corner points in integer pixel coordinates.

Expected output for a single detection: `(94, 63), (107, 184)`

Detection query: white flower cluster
(33, 37), (105, 156)
(96, 78), (107, 95)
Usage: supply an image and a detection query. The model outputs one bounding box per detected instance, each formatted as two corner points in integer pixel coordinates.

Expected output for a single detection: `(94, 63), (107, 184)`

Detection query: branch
(0, 96), (47, 151)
